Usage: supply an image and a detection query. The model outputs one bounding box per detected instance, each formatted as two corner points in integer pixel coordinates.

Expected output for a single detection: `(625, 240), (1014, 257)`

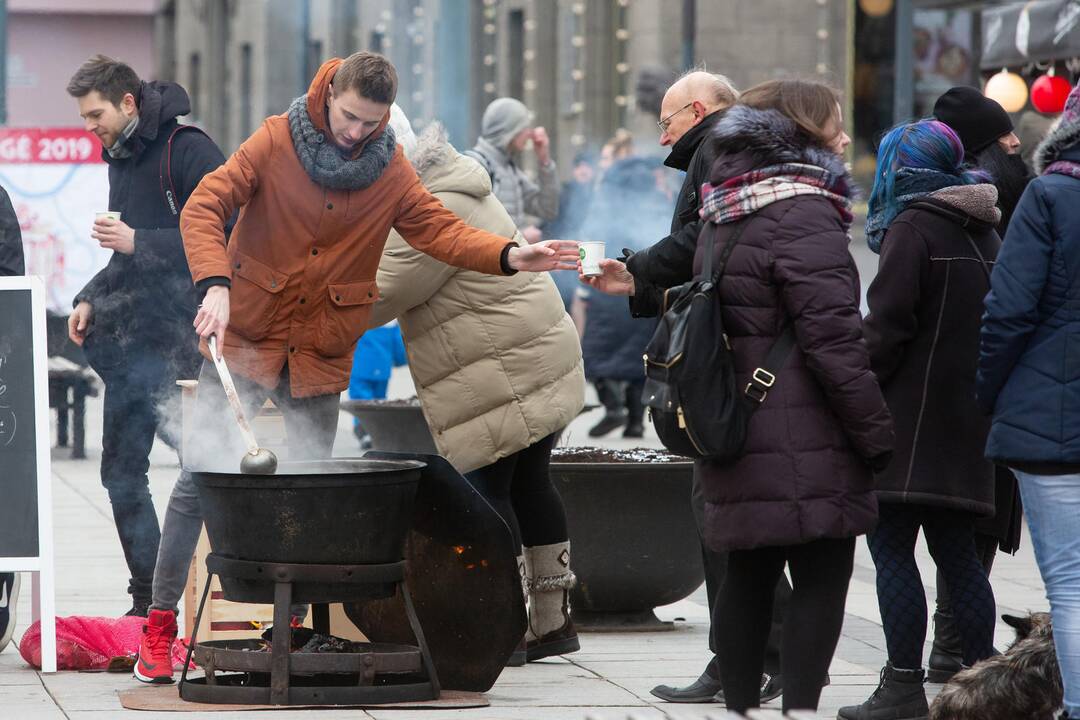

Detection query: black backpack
(641, 220), (795, 461)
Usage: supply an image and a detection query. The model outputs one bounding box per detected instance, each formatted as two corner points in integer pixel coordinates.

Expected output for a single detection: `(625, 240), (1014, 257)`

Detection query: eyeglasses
(657, 102), (693, 132)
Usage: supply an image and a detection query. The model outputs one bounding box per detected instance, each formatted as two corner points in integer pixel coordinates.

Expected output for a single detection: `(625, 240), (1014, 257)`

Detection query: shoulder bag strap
(159, 124), (207, 217)
(744, 323), (796, 404)
(700, 219), (749, 286)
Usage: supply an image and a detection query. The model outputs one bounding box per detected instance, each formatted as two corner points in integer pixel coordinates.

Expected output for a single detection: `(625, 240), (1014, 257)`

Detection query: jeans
(150, 361), (340, 615)
(97, 349), (190, 606)
(1013, 470), (1080, 716)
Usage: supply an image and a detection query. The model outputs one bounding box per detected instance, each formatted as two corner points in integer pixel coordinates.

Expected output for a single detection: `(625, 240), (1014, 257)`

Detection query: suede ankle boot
(836, 662), (929, 720)
(524, 541), (580, 662)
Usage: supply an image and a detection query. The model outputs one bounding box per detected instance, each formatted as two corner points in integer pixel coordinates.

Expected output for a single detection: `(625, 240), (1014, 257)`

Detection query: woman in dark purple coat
(583, 80), (894, 715)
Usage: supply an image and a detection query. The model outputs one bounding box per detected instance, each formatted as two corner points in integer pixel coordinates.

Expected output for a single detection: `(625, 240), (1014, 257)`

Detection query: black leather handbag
(642, 220), (795, 461)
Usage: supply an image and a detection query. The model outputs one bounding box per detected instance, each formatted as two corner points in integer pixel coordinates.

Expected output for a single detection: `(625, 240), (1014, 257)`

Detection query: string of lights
(614, 0), (631, 131)
(483, 0), (499, 97)
(816, 0), (829, 77)
(570, 2), (586, 147)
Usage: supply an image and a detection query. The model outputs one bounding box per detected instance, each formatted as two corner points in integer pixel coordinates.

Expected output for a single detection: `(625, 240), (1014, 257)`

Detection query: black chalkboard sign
(0, 276), (57, 672)
(0, 281), (42, 557)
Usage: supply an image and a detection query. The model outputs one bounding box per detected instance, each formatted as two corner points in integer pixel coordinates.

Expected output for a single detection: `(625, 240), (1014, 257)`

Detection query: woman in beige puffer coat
(370, 110), (585, 663)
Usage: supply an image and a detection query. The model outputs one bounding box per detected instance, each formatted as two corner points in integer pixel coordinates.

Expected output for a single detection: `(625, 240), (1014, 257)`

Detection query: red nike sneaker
(134, 609), (177, 684)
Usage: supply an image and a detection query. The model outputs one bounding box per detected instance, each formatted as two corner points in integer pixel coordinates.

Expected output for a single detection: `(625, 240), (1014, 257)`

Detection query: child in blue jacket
(348, 322), (407, 446)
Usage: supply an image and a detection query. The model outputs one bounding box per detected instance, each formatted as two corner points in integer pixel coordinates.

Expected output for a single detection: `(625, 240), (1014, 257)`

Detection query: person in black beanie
(933, 86), (1034, 236)
(927, 86), (1031, 683)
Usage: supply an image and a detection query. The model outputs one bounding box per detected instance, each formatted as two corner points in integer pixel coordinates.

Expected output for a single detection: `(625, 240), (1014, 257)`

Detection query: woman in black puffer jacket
(582, 80), (894, 716)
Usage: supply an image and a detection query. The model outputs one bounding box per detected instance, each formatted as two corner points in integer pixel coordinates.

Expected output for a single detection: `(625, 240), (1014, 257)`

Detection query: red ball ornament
(1031, 73), (1072, 113)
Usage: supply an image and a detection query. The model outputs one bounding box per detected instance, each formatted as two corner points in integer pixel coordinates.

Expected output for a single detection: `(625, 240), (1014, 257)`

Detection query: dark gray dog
(929, 612), (1061, 720)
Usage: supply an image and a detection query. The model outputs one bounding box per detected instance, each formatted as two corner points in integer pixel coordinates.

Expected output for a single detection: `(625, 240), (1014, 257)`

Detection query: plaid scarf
(1045, 160), (1080, 180)
(699, 163), (853, 226)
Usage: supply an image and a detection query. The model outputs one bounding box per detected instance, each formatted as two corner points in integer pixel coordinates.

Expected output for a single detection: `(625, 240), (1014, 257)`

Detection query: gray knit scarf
(286, 95), (396, 191)
(106, 116), (140, 159)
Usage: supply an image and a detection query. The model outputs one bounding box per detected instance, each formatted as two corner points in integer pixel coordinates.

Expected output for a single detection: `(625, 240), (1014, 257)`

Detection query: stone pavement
(0, 367), (1050, 720)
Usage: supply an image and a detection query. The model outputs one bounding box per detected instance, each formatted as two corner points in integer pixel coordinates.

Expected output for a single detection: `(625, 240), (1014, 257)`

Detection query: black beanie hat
(932, 86), (1014, 155)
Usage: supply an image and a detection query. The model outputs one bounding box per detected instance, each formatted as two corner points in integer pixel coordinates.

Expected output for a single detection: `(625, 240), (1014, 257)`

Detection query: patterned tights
(868, 502), (996, 669)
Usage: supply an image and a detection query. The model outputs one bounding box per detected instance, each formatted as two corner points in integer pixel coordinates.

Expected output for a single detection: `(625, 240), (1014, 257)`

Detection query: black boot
(928, 609), (963, 683)
(589, 411), (627, 437)
(836, 663), (928, 720)
(651, 656), (723, 703)
(589, 379), (628, 438)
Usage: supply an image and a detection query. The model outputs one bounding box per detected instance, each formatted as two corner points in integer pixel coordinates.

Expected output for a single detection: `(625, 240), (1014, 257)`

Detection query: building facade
(6, 0), (157, 127)
(159, 0), (853, 169)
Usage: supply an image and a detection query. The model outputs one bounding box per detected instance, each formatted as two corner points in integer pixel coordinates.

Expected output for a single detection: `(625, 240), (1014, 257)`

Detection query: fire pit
(181, 458), (441, 706)
(550, 447), (704, 631)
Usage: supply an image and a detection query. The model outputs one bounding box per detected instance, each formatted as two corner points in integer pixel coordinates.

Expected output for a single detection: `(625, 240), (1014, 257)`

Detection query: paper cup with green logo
(579, 241), (605, 276)
(95, 211), (122, 222)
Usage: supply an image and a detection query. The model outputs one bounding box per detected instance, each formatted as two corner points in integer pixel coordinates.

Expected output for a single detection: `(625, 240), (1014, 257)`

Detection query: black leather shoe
(755, 671), (829, 703)
(651, 669), (722, 703)
(760, 673), (782, 702)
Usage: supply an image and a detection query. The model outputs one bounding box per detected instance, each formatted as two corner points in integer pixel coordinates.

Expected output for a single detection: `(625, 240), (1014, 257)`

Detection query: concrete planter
(340, 400), (437, 454)
(550, 449), (704, 631)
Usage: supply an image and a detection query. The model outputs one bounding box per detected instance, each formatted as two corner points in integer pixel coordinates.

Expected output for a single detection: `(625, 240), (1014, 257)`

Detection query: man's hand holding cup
(93, 211), (136, 255)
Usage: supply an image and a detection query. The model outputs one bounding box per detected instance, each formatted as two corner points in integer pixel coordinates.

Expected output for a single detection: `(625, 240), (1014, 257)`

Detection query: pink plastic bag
(19, 615), (190, 671)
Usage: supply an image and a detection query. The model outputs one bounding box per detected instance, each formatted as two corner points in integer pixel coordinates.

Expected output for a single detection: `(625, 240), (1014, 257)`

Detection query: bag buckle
(752, 368), (776, 387)
(745, 368), (776, 404)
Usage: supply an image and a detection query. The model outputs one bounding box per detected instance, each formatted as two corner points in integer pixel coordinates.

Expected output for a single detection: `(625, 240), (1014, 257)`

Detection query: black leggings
(869, 503), (996, 669)
(465, 433), (568, 550)
(715, 536), (855, 714)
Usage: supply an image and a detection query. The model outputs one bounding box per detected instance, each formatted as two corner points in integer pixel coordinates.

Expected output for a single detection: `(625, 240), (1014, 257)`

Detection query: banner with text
(0, 128), (110, 312)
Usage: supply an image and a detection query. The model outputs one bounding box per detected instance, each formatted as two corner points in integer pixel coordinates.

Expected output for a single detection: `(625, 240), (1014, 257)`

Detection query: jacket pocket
(228, 251), (289, 341)
(313, 280), (380, 357)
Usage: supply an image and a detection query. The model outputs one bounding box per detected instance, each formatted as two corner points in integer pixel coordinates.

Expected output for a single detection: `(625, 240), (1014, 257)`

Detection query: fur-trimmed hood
(925, 184), (1001, 226)
(1034, 114), (1080, 174)
(410, 122), (493, 199)
(708, 104), (853, 195)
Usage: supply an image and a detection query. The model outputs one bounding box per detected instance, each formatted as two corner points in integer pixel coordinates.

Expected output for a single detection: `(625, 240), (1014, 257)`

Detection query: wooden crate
(182, 529), (366, 642)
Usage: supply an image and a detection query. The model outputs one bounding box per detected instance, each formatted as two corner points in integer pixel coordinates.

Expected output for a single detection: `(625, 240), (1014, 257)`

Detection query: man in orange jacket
(134, 51), (577, 684)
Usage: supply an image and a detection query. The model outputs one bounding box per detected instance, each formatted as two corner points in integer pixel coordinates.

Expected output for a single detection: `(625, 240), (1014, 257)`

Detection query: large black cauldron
(192, 459), (425, 602)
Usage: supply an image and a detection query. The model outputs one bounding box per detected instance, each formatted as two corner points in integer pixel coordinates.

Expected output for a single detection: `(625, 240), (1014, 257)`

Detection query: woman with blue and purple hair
(839, 119), (1001, 720)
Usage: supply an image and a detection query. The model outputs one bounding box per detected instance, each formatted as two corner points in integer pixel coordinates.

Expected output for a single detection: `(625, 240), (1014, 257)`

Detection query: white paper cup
(95, 211), (121, 222)
(580, 241), (605, 277)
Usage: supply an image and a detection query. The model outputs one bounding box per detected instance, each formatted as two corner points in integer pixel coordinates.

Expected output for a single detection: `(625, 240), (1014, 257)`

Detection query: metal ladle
(208, 335), (278, 474)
